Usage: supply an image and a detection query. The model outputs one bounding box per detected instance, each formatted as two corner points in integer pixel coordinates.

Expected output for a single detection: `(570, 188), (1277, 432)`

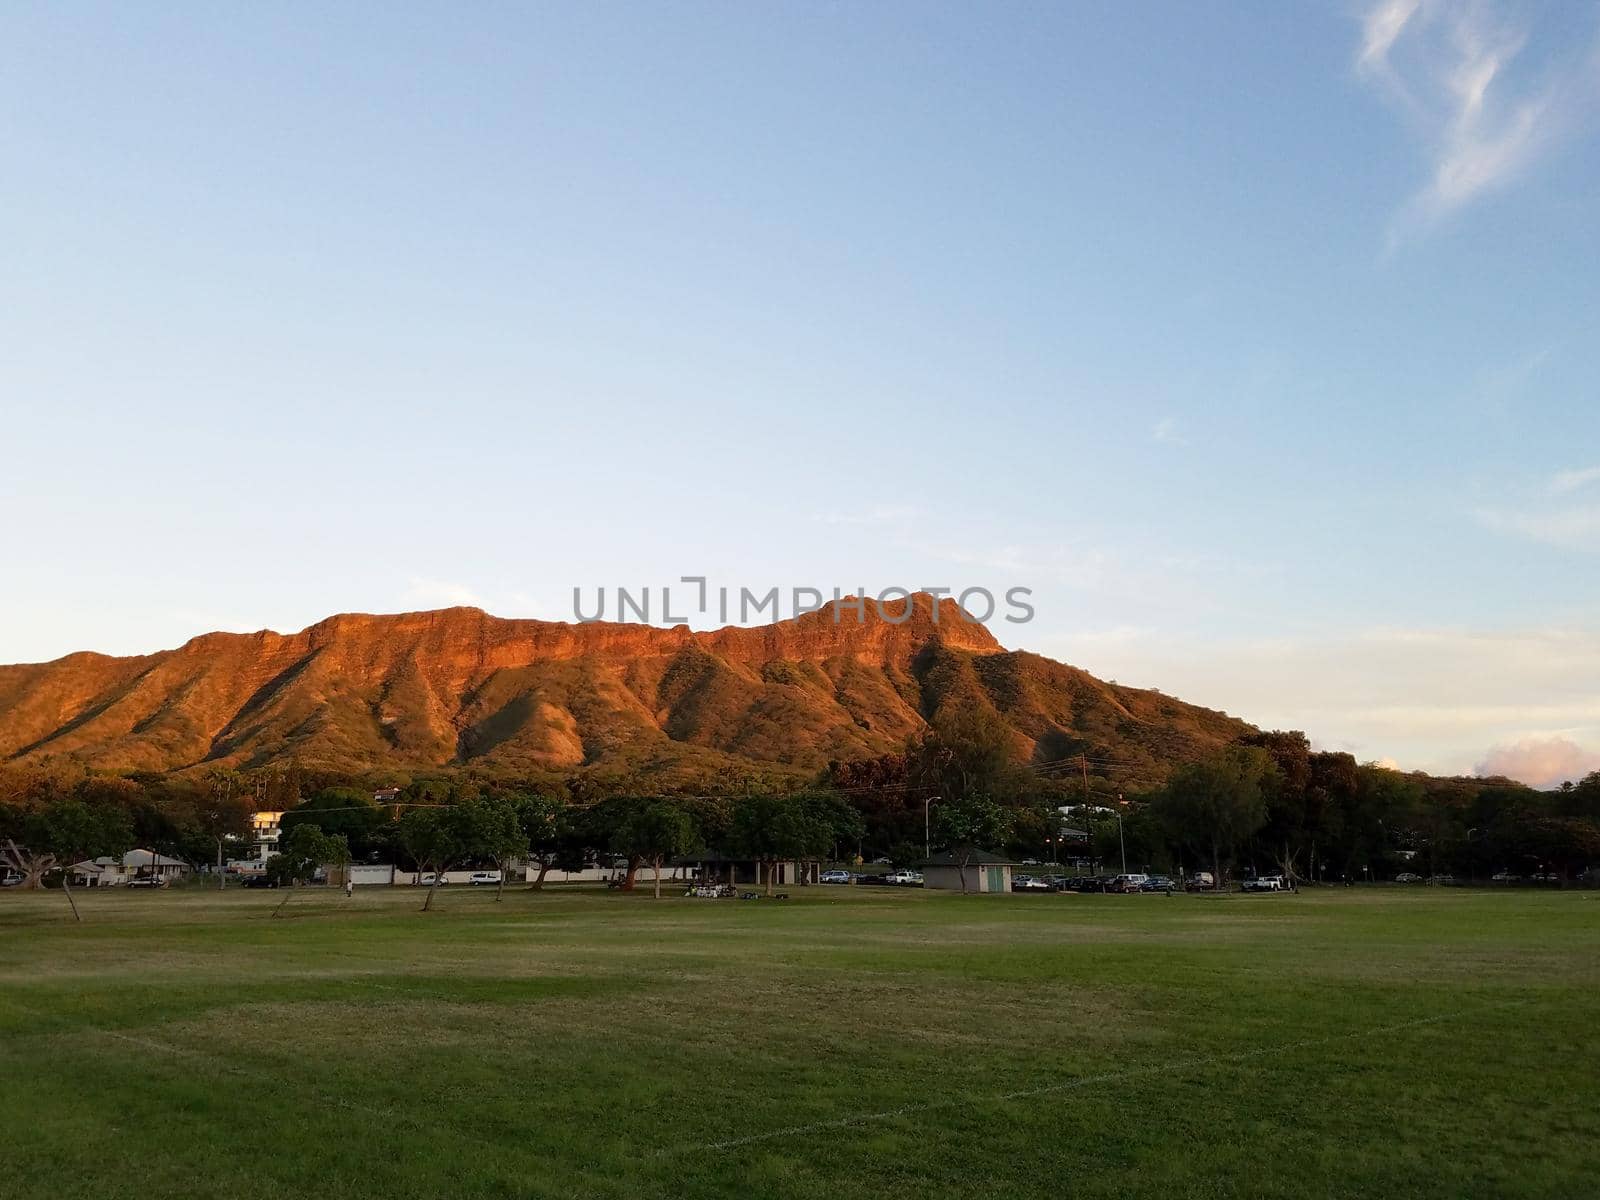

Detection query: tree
(2, 799), (134, 921)
(188, 772), (256, 889)
(514, 792), (572, 890)
(479, 795), (530, 902)
(398, 806), (462, 913)
(930, 794), (1014, 893)
(583, 796), (651, 890)
(266, 823), (350, 917)
(1155, 746), (1278, 890)
(726, 792), (862, 895)
(280, 787), (389, 861)
(911, 701), (1024, 804)
(1243, 731), (1313, 881)
(397, 798), (506, 912)
(610, 800), (698, 899)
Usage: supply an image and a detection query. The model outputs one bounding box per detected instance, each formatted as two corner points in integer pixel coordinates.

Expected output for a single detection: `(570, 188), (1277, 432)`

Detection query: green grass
(2, 885), (1596, 1198)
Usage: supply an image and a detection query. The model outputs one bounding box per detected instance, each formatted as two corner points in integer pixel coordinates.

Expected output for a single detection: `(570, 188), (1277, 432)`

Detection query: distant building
(248, 811), (284, 864)
(916, 849), (1017, 893)
(372, 787), (402, 803)
(69, 849), (191, 887)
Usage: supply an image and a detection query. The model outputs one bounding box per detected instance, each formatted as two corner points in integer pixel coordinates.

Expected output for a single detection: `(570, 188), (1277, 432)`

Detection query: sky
(2, 1), (1598, 785)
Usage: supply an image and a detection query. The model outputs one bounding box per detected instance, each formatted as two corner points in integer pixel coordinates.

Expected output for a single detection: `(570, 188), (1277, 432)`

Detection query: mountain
(0, 594), (1252, 785)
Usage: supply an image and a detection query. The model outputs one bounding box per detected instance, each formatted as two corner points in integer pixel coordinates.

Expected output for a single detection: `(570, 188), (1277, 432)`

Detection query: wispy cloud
(1477, 465), (1600, 550)
(1550, 465), (1600, 495)
(1355, 0), (1600, 242)
(1153, 417), (1184, 445)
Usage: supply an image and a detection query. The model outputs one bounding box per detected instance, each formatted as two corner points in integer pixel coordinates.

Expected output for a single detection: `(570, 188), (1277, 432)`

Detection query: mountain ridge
(0, 595), (1251, 783)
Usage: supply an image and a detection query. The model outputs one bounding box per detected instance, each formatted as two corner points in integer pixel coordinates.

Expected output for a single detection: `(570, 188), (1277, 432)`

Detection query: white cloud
(1477, 735), (1600, 787)
(1153, 417), (1184, 444)
(1355, 0), (1600, 240)
(1359, 0), (1424, 75)
(1550, 465), (1600, 495)
(1036, 622), (1600, 777)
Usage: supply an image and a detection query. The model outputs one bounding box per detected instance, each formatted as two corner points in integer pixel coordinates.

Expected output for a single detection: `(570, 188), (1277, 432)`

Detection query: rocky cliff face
(0, 594), (1248, 780)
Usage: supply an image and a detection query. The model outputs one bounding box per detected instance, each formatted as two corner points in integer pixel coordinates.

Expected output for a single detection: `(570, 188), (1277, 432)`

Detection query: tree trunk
(653, 855), (663, 899)
(216, 838), (226, 890)
(273, 880), (295, 918)
(957, 857), (969, 894)
(62, 873), (82, 922)
(529, 859), (551, 890)
(765, 860), (775, 897)
(1211, 837), (1222, 895)
(3, 840), (49, 889)
(422, 871), (442, 912)
(622, 856), (640, 890)
(495, 862), (506, 903)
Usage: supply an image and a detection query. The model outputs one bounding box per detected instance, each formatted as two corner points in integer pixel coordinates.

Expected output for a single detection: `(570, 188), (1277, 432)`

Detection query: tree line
(6, 710), (1598, 919)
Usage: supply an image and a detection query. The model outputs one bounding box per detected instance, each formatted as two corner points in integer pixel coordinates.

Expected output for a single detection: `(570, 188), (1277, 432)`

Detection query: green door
(986, 866), (1004, 893)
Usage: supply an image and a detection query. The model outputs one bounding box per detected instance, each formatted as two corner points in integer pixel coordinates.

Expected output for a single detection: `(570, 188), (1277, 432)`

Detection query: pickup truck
(1243, 875), (1286, 892)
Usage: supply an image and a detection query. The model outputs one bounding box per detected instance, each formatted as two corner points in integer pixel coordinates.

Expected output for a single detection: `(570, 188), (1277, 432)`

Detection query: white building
(69, 849), (191, 887)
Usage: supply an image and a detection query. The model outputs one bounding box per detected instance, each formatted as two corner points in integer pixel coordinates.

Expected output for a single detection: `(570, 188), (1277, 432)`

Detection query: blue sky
(2, 1), (1597, 783)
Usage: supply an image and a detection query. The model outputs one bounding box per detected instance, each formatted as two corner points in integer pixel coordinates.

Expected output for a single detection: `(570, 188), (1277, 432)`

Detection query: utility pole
(1116, 791), (1127, 875)
(1080, 755), (1093, 871)
(923, 795), (940, 860)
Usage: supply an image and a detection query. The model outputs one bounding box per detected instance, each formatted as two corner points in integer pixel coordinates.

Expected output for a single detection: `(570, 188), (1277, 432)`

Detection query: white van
(467, 870), (502, 886)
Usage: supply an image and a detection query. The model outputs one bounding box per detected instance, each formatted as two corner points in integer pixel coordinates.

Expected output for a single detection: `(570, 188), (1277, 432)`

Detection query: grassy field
(2, 884), (1596, 1199)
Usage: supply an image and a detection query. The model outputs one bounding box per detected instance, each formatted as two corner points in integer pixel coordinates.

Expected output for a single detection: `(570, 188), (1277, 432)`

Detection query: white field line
(678, 1000), (1529, 1156)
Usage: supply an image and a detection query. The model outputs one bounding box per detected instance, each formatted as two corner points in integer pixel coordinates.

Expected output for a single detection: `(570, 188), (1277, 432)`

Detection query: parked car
(418, 873), (450, 886)
(1139, 875), (1176, 893)
(1011, 874), (1053, 892)
(1242, 875), (1285, 892)
(1425, 874), (1457, 885)
(1109, 873), (1150, 892)
(125, 876), (167, 889)
(240, 874), (278, 889)
(1, 870), (24, 887)
(1490, 871), (1522, 883)
(1394, 872), (1423, 883)
(467, 871), (502, 886)
(1188, 871), (1215, 890)
(857, 873), (889, 886)
(819, 869), (852, 884)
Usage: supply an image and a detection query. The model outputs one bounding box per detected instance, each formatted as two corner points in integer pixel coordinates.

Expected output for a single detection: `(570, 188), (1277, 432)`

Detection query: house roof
(915, 848), (1018, 868)
(123, 849), (188, 868)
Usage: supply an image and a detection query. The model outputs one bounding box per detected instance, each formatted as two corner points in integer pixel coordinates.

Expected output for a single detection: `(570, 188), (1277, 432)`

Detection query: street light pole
(1116, 792), (1128, 875)
(923, 795), (940, 860)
